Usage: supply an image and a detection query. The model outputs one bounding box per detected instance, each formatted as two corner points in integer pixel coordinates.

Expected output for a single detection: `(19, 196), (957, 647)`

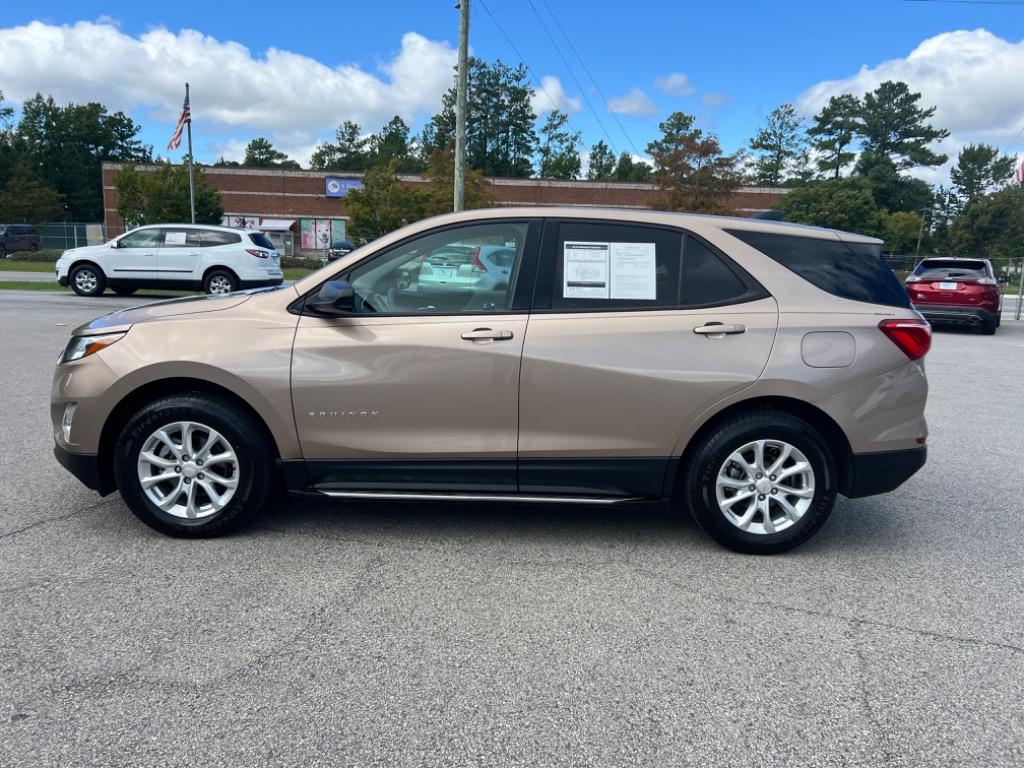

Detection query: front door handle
(693, 323), (746, 336)
(461, 328), (514, 342)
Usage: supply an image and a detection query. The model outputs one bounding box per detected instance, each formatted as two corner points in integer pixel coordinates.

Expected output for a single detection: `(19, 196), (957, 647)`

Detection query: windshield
(913, 259), (987, 279)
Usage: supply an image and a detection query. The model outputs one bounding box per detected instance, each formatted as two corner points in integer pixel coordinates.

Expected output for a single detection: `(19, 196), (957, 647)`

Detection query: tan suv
(51, 208), (930, 554)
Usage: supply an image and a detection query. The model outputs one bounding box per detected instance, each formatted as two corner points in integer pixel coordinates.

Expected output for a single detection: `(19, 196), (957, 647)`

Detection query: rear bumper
(844, 446), (926, 498)
(915, 303), (997, 326)
(54, 444), (114, 496)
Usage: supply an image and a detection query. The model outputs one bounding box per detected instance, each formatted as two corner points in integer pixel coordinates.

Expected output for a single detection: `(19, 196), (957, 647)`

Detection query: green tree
(749, 103), (804, 186)
(949, 184), (1024, 260)
(586, 140), (616, 180)
(612, 152), (653, 182)
(114, 162), (223, 226)
(0, 164), (65, 223)
(854, 149), (933, 214)
(858, 81), (949, 169)
(421, 145), (495, 217)
(646, 112), (742, 213)
(212, 157), (241, 168)
(310, 120), (369, 172)
(950, 143), (1015, 206)
(367, 116), (422, 172)
(344, 161), (427, 242)
(807, 94), (861, 179)
(775, 178), (883, 237)
(926, 184), (960, 254)
(537, 110), (581, 179)
(242, 137), (300, 169)
(12, 94), (151, 220)
(423, 58), (537, 177)
(881, 210), (923, 253)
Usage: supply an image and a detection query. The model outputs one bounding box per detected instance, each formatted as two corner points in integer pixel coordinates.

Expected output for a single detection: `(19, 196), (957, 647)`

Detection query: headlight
(61, 332), (126, 363)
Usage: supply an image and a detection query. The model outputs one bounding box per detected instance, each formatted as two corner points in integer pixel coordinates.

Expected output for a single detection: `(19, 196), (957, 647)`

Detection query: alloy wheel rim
(208, 276), (232, 294)
(137, 421), (240, 519)
(715, 439), (815, 535)
(75, 270), (97, 292)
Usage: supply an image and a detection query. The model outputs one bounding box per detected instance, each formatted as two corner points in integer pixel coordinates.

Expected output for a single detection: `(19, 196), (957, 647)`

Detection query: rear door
(518, 219), (778, 497)
(156, 227), (203, 282)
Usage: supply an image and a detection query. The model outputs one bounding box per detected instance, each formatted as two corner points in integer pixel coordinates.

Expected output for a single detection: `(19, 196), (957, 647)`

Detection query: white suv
(56, 224), (284, 296)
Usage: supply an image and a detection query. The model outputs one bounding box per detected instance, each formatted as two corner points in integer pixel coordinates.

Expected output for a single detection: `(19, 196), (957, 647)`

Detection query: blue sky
(3, 0), (1024, 181)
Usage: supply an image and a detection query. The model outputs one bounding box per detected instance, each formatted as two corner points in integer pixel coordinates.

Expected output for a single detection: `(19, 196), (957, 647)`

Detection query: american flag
(167, 94), (191, 151)
(1014, 157), (1024, 185)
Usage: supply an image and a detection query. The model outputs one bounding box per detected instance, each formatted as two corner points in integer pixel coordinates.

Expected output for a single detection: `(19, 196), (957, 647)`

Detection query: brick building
(101, 162), (789, 255)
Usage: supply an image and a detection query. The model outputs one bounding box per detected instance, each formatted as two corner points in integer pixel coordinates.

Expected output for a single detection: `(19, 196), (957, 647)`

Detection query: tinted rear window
(201, 230), (242, 246)
(913, 259), (987, 279)
(727, 230), (911, 308)
(248, 233), (274, 249)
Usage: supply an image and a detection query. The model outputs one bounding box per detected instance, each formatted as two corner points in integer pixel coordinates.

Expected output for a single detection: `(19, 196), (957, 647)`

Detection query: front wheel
(70, 264), (106, 296)
(114, 393), (275, 537)
(683, 410), (838, 555)
(204, 269), (238, 295)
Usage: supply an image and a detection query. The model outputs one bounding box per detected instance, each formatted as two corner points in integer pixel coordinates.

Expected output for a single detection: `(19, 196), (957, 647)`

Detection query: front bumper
(844, 446), (927, 498)
(915, 303), (997, 327)
(58, 275), (68, 287)
(54, 444), (115, 496)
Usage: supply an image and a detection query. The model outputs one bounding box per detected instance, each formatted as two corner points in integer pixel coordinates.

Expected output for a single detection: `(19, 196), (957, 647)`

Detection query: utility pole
(454, 0), (470, 212)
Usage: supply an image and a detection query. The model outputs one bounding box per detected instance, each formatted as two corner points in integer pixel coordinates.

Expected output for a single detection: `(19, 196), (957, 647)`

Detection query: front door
(518, 219), (779, 498)
(291, 219), (540, 492)
(109, 227), (162, 281)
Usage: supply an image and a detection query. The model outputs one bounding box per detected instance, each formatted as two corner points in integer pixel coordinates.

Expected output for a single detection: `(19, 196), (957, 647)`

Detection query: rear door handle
(461, 328), (514, 342)
(693, 323), (746, 336)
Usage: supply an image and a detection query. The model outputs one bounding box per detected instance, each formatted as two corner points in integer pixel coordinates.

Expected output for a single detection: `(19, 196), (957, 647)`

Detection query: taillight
(246, 248), (268, 259)
(471, 247), (486, 272)
(879, 319), (931, 361)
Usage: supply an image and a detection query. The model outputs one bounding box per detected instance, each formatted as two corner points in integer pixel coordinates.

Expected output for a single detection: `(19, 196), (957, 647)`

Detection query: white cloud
(607, 88), (658, 117)
(530, 75), (581, 115)
(653, 72), (695, 97)
(798, 28), (1024, 181)
(701, 93), (731, 108)
(0, 20), (456, 146)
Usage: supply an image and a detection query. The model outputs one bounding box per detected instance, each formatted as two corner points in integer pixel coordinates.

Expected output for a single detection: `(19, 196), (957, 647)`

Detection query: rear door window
(727, 229), (911, 308)
(159, 228), (202, 247)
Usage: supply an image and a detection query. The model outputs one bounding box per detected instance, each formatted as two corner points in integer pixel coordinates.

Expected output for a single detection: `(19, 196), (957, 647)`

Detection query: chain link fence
(35, 223), (108, 251)
(885, 253), (1024, 320)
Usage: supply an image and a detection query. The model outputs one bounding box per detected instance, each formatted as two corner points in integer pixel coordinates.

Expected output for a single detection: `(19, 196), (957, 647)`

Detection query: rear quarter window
(727, 229), (910, 309)
(248, 233), (274, 249)
(202, 230), (243, 247)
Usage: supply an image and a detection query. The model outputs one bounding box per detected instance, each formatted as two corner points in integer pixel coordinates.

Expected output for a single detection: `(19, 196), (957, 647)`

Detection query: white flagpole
(185, 82), (196, 224)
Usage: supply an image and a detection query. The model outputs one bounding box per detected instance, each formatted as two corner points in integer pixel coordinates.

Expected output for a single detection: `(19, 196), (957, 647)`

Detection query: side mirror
(306, 280), (355, 316)
(998, 275), (1010, 285)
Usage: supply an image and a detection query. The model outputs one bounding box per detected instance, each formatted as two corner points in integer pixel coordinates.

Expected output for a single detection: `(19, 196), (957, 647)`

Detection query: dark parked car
(0, 224), (41, 256)
(327, 240), (356, 262)
(905, 257), (1005, 335)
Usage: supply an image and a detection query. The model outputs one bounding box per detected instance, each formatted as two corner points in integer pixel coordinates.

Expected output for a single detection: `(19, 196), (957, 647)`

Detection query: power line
(476, 0), (596, 153)
(522, 0), (621, 155)
(534, 0), (645, 157)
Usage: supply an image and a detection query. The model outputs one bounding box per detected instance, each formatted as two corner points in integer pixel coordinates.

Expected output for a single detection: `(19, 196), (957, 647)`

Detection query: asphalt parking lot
(2, 289), (1023, 767)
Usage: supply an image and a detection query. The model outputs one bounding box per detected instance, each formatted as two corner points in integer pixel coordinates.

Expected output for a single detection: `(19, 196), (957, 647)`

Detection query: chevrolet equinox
(52, 208), (929, 554)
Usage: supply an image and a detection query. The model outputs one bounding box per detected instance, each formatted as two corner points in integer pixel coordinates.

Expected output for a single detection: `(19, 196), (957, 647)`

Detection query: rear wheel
(683, 410), (838, 555)
(981, 319), (997, 335)
(114, 393), (275, 537)
(70, 264), (106, 296)
(204, 269), (238, 295)
(113, 286), (137, 296)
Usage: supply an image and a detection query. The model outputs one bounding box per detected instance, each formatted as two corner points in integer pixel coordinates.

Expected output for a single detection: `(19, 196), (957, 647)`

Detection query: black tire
(683, 409), (838, 555)
(113, 392), (275, 538)
(69, 263), (106, 296)
(29, 243), (39, 252)
(980, 319), (996, 335)
(203, 269), (238, 295)
(113, 286), (137, 296)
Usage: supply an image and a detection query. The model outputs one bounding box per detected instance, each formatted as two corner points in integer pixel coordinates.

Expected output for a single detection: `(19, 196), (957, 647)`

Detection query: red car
(905, 257), (1005, 335)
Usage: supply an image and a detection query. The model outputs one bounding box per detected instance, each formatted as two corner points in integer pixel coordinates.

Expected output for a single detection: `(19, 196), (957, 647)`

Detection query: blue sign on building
(325, 177), (363, 198)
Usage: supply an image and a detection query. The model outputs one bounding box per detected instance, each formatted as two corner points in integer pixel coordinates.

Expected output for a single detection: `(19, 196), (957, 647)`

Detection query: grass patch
(0, 260), (56, 272)
(6, 250), (62, 262)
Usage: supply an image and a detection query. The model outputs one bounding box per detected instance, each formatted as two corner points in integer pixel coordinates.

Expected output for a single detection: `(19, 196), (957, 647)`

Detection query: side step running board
(318, 490), (645, 505)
